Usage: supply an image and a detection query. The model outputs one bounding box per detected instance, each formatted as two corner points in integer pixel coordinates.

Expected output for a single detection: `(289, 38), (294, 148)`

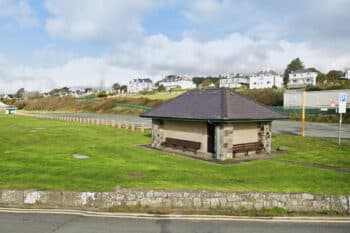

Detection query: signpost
(338, 93), (347, 145)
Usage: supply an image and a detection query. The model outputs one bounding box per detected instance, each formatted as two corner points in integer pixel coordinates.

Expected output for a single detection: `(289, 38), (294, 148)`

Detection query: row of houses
(127, 68), (329, 93)
(219, 69), (284, 89)
(219, 69), (321, 89)
(127, 75), (195, 93)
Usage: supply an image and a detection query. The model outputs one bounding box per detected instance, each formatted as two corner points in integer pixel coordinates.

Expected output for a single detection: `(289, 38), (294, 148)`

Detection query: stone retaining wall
(1, 189), (349, 213)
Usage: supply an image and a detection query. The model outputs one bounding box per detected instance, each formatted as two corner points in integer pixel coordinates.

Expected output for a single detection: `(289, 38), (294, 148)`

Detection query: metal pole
(338, 113), (342, 145)
(301, 91), (306, 137)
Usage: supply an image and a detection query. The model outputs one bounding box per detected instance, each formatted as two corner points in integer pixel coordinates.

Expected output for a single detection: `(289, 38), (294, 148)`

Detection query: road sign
(338, 93), (347, 145)
(338, 93), (347, 114)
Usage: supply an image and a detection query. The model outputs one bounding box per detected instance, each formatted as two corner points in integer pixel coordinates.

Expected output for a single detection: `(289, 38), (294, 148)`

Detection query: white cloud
(111, 33), (350, 77)
(32, 44), (75, 66)
(0, 0), (39, 28)
(2, 1), (350, 94)
(182, 0), (350, 44)
(0, 57), (148, 93)
(3, 31), (350, 93)
(45, 0), (157, 42)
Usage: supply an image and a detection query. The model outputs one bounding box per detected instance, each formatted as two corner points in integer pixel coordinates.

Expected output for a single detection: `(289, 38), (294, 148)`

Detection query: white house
(219, 73), (249, 88)
(158, 75), (195, 90)
(343, 70), (350, 80)
(127, 79), (154, 93)
(288, 69), (317, 89)
(249, 70), (283, 89)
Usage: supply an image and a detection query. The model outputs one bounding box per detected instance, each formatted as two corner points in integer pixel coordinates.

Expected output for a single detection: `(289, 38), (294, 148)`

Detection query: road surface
(0, 212), (349, 233)
(35, 113), (350, 139)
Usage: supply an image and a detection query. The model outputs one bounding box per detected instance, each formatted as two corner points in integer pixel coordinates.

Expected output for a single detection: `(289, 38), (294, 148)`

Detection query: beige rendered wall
(163, 120), (208, 153)
(232, 123), (259, 145)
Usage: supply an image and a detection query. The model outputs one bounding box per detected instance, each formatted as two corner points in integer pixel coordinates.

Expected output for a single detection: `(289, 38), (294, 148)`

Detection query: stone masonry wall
(217, 124), (234, 160)
(151, 119), (164, 148)
(1, 189), (349, 213)
(259, 121), (272, 153)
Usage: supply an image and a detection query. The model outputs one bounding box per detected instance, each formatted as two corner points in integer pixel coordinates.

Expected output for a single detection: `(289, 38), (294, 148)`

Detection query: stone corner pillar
(215, 124), (234, 160)
(151, 119), (164, 148)
(259, 121), (272, 153)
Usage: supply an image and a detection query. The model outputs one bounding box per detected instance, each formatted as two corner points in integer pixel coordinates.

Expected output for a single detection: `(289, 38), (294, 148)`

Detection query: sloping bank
(1, 189), (349, 214)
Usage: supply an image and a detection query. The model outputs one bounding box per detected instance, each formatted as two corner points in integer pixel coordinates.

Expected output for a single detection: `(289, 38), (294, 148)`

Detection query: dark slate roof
(140, 88), (287, 121)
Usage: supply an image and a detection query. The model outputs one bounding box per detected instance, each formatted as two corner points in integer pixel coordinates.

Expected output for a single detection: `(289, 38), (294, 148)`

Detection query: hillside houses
(287, 69), (317, 89)
(249, 70), (283, 89)
(158, 75), (196, 90)
(219, 70), (283, 89)
(219, 73), (249, 88)
(127, 79), (154, 93)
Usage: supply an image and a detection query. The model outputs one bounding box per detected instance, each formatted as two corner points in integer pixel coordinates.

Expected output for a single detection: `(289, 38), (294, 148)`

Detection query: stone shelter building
(140, 88), (287, 160)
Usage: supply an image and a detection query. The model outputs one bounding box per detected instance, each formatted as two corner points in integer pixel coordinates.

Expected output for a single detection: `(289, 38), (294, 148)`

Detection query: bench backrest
(165, 137), (201, 149)
(232, 142), (263, 150)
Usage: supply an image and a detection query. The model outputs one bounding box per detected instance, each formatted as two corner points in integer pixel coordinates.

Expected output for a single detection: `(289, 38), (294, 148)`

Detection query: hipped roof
(140, 88), (287, 122)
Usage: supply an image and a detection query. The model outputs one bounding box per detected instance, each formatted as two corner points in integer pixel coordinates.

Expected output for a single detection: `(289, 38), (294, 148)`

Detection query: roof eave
(140, 115), (288, 123)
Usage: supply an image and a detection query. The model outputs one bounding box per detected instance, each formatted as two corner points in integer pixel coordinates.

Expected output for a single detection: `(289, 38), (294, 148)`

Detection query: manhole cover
(72, 154), (89, 159)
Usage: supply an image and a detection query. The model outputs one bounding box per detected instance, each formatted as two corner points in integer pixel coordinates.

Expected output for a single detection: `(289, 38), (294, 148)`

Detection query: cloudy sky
(1, 0), (350, 93)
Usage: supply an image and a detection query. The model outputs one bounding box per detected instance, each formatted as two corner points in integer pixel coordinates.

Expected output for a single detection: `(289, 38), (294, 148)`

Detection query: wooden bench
(232, 142), (264, 157)
(161, 137), (201, 153)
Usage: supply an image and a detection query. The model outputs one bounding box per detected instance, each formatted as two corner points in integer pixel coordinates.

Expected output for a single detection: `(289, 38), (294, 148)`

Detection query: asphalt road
(37, 113), (350, 139)
(1, 212), (350, 233)
(272, 120), (350, 139)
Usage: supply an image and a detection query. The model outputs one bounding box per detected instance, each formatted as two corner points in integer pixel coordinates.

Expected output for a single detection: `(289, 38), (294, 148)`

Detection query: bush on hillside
(96, 90), (107, 98)
(237, 88), (283, 106)
(14, 100), (28, 109)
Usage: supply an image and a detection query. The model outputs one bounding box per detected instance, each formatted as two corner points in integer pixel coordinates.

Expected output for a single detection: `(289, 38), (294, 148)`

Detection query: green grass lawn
(273, 134), (350, 169)
(0, 114), (350, 194)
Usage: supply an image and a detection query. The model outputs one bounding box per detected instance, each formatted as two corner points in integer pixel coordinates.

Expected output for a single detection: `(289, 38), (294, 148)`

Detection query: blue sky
(1, 0), (350, 93)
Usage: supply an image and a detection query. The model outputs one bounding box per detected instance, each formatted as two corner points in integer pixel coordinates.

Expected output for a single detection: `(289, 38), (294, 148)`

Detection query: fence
(17, 112), (148, 133)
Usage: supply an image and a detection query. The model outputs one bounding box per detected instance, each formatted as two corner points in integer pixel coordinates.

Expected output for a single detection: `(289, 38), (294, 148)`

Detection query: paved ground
(272, 120), (350, 139)
(0, 212), (350, 233)
(36, 113), (350, 139)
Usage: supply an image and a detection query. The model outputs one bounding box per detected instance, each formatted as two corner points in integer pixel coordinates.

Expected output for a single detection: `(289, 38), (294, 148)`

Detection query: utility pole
(301, 91), (306, 137)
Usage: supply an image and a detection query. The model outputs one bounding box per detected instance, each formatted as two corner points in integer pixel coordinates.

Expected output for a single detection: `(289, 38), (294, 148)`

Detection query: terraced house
(141, 88), (287, 160)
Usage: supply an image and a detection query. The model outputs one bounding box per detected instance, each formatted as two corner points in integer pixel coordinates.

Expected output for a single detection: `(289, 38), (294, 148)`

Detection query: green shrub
(96, 90), (107, 98)
(14, 100), (28, 109)
(237, 88), (283, 106)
